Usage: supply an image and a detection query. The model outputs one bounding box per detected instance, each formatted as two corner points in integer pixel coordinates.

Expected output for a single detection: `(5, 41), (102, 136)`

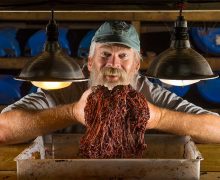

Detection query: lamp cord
(176, 1), (186, 17)
(46, 9), (58, 42)
(51, 9), (54, 21)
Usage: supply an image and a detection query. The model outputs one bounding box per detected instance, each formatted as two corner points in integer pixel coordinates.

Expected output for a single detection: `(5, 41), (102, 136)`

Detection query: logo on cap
(110, 21), (130, 35)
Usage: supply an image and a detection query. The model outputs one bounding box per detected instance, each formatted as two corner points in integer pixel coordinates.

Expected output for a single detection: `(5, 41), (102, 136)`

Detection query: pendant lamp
(145, 2), (218, 86)
(16, 10), (88, 90)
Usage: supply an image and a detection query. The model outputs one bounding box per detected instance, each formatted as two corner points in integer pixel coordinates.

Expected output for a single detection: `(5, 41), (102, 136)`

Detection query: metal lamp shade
(17, 10), (87, 86)
(146, 15), (218, 83)
(146, 47), (218, 81)
(17, 42), (87, 82)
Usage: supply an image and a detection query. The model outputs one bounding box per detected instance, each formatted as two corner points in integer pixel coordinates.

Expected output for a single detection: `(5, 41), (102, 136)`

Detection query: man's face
(88, 43), (140, 90)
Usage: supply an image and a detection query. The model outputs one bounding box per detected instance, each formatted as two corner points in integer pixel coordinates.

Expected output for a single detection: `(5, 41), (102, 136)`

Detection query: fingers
(80, 88), (92, 102)
(74, 88), (93, 125)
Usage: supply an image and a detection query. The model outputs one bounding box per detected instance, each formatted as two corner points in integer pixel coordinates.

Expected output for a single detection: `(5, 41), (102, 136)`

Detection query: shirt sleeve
(1, 81), (88, 114)
(139, 77), (219, 116)
(1, 88), (56, 113)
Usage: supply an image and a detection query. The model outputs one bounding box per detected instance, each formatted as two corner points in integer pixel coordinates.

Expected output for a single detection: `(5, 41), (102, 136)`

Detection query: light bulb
(31, 81), (72, 90)
(160, 79), (200, 86)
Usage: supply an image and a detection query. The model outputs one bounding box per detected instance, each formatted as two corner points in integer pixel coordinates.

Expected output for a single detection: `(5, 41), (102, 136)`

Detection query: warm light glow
(160, 79), (200, 86)
(32, 81), (72, 90)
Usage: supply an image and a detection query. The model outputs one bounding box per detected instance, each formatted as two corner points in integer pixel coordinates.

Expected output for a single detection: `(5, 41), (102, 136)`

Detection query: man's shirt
(2, 75), (218, 133)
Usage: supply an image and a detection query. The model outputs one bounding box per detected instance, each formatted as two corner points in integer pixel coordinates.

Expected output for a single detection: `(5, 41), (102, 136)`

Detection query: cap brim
(93, 35), (140, 52)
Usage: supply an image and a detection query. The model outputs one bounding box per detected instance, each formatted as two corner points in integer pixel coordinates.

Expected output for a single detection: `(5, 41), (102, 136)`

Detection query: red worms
(79, 85), (150, 158)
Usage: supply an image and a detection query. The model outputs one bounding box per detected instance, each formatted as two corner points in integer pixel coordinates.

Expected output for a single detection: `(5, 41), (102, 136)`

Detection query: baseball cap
(92, 21), (140, 52)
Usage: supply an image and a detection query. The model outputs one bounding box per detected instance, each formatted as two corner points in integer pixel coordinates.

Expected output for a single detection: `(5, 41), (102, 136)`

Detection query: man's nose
(106, 55), (121, 68)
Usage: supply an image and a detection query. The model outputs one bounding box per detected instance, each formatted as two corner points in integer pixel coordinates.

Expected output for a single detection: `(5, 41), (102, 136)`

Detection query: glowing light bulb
(31, 81), (72, 90)
(160, 79), (200, 86)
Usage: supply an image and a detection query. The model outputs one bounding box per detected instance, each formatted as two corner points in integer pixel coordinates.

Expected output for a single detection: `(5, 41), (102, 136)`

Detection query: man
(1, 21), (220, 145)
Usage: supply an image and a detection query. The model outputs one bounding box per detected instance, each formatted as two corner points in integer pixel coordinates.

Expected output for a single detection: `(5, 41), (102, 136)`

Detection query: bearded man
(0, 21), (220, 145)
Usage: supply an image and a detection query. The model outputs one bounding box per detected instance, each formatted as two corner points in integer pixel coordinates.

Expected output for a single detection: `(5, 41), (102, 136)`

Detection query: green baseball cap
(92, 21), (140, 52)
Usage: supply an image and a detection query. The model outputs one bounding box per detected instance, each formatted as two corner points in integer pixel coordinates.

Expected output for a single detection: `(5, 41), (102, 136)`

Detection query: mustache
(89, 65), (138, 90)
(101, 67), (124, 77)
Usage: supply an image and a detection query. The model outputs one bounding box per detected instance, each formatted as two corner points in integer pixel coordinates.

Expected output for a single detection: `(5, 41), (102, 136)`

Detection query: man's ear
(134, 60), (140, 73)
(87, 57), (93, 72)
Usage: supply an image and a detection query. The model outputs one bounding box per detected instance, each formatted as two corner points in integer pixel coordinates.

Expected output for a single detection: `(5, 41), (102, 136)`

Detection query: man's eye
(119, 53), (128, 59)
(101, 52), (111, 58)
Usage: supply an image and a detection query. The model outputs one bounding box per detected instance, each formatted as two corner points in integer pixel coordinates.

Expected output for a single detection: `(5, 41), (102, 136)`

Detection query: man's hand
(146, 102), (163, 129)
(73, 88), (92, 125)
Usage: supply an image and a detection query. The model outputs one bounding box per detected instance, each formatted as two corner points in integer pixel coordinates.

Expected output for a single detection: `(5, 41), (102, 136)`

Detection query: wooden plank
(134, 10), (220, 22)
(0, 58), (29, 69)
(207, 58), (220, 71)
(132, 21), (141, 36)
(197, 144), (220, 172)
(201, 172), (220, 180)
(0, 144), (30, 171)
(0, 11), (134, 21)
(141, 56), (220, 71)
(0, 171), (17, 180)
(1, 57), (220, 71)
(0, 57), (83, 70)
(0, 10), (219, 21)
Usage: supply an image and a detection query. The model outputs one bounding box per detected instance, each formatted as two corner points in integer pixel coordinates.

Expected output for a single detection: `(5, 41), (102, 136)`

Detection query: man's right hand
(73, 88), (92, 125)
